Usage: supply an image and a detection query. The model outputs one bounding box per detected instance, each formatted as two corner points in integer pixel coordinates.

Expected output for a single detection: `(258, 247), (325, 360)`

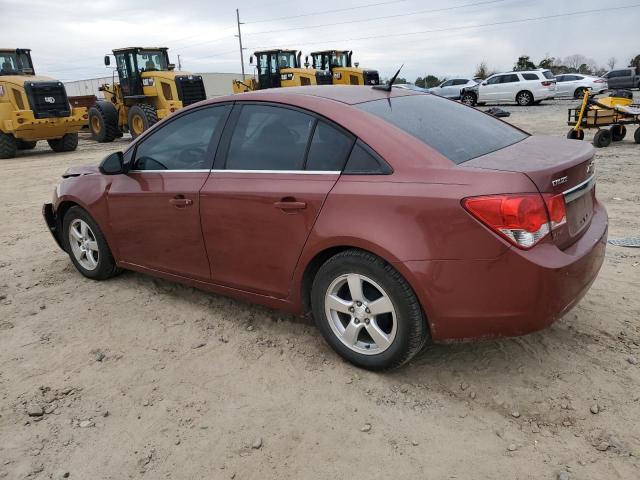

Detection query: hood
(140, 70), (197, 81)
(62, 164), (100, 178)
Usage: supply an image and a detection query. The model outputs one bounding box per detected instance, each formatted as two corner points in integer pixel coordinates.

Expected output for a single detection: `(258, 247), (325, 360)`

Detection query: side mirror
(249, 55), (254, 65)
(482, 82), (487, 86)
(104, 55), (111, 66)
(168, 63), (176, 71)
(99, 151), (125, 175)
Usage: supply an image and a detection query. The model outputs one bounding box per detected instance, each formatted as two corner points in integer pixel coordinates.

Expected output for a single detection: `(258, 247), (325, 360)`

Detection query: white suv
(460, 69), (556, 106)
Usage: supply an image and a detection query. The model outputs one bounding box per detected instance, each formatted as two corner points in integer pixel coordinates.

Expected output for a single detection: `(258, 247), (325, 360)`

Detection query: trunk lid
(464, 136), (596, 249)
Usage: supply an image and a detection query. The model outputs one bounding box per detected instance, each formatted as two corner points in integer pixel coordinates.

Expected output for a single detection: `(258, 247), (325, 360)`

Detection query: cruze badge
(44, 96), (56, 104)
(552, 176), (568, 187)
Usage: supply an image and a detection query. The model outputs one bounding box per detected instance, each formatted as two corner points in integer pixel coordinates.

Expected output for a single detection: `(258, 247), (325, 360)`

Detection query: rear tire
(567, 129), (584, 140)
(0, 132), (18, 159)
(17, 140), (37, 150)
(88, 101), (119, 143)
(593, 129), (612, 148)
(634, 127), (640, 144)
(48, 133), (78, 152)
(311, 249), (429, 370)
(611, 124), (626, 142)
(127, 104), (157, 139)
(574, 87), (587, 99)
(62, 206), (120, 280)
(516, 90), (534, 106)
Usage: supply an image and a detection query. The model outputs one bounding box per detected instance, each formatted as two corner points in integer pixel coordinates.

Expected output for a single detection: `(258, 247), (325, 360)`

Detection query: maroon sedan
(43, 85), (607, 370)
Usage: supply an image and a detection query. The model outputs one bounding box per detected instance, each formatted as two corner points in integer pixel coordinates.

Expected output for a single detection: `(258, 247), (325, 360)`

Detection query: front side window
(115, 54), (129, 80)
(485, 76), (501, 85)
(306, 121), (355, 171)
(258, 54), (269, 75)
(441, 80), (453, 87)
(357, 94), (527, 165)
(133, 106), (227, 171)
(225, 105), (314, 171)
(452, 79), (468, 85)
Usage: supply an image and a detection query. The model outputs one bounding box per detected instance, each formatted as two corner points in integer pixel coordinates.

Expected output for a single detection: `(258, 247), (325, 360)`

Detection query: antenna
(373, 64), (404, 92)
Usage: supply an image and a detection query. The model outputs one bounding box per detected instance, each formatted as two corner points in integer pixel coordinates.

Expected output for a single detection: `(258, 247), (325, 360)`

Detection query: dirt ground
(1, 96), (639, 480)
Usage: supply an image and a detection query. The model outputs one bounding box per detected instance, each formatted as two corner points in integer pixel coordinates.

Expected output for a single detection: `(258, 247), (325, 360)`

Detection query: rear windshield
(356, 94), (527, 164)
(542, 70), (555, 79)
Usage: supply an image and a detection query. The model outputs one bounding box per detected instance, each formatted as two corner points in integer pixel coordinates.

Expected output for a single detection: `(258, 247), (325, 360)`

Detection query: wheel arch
(297, 243), (432, 336)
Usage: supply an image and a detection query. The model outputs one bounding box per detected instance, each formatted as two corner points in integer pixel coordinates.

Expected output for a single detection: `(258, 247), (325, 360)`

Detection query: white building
(64, 72), (251, 99)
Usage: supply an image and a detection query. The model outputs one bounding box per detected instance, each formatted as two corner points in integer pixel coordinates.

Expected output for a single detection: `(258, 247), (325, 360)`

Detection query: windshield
(357, 94), (527, 164)
(330, 52), (349, 67)
(313, 52), (349, 70)
(136, 50), (168, 73)
(312, 54), (329, 70)
(0, 51), (33, 75)
(276, 51), (296, 70)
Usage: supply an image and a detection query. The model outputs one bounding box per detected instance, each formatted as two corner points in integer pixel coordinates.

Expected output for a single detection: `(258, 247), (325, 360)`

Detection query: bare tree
(607, 57), (616, 70)
(474, 61), (489, 79)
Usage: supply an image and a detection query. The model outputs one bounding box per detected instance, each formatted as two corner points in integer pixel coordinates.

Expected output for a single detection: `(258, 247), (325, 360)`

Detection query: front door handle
(274, 199), (307, 211)
(169, 195), (193, 208)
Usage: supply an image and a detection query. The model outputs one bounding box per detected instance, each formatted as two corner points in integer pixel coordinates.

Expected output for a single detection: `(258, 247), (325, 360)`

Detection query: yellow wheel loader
(232, 49), (332, 93)
(0, 48), (87, 159)
(89, 47), (207, 141)
(308, 50), (380, 86)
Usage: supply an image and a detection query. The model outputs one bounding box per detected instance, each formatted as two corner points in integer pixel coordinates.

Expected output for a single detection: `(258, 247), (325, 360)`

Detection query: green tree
(538, 57), (556, 70)
(474, 61), (489, 79)
(514, 55), (536, 71)
(630, 54), (640, 68)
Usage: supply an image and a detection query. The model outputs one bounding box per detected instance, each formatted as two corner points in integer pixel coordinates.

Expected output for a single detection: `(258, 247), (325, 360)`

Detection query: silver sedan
(555, 74), (608, 98)
(427, 78), (478, 99)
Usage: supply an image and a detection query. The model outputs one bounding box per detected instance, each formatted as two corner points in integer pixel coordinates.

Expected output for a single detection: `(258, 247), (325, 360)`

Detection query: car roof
(213, 85), (421, 105)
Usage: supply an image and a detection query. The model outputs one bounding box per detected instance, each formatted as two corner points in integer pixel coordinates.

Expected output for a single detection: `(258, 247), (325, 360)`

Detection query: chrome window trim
(211, 169), (340, 175)
(127, 169), (341, 175)
(563, 174), (596, 203)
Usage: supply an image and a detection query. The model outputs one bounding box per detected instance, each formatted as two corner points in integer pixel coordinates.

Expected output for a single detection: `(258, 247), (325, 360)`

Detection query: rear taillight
(541, 81), (555, 87)
(462, 194), (566, 249)
(594, 79), (606, 83)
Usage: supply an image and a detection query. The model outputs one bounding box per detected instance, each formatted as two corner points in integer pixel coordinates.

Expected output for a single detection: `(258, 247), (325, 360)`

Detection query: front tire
(567, 129), (585, 140)
(311, 249), (428, 370)
(460, 92), (477, 106)
(611, 124), (626, 142)
(48, 133), (78, 152)
(127, 104), (158, 139)
(62, 206), (119, 280)
(0, 132), (17, 159)
(516, 90), (534, 106)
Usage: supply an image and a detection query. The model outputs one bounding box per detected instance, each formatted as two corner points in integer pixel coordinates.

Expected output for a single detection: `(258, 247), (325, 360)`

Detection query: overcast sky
(2, 0), (639, 82)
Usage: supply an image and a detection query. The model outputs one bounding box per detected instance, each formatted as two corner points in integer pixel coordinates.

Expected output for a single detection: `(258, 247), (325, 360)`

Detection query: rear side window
(225, 105), (314, 170)
(343, 140), (392, 175)
(357, 94), (527, 164)
(522, 73), (539, 80)
(306, 121), (355, 171)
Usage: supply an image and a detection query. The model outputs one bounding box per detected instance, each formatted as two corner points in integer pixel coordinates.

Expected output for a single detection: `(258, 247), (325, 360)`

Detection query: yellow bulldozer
(232, 49), (332, 93)
(308, 50), (380, 86)
(0, 48), (87, 159)
(88, 47), (207, 141)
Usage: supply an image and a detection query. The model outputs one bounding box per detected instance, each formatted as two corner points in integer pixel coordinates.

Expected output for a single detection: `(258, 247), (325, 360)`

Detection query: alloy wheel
(68, 219), (99, 271)
(324, 273), (397, 355)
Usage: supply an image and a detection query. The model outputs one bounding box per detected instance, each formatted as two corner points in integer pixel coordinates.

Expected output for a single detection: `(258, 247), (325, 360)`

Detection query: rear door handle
(169, 195), (193, 208)
(274, 199), (307, 211)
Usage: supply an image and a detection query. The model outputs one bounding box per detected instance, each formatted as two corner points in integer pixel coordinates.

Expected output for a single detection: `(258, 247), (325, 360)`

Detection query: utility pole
(235, 9), (245, 80)
(177, 54), (182, 71)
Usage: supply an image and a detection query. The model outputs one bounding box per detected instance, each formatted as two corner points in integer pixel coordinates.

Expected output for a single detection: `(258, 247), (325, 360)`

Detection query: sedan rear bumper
(42, 203), (65, 251)
(403, 201), (608, 342)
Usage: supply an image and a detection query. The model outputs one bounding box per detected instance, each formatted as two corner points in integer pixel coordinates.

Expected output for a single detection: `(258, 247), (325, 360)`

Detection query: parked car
(461, 69), (556, 106)
(393, 83), (429, 92)
(555, 74), (608, 98)
(603, 67), (640, 89)
(43, 85), (607, 370)
(426, 78), (477, 99)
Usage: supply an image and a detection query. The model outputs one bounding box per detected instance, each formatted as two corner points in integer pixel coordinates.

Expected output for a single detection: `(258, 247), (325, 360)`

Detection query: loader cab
(107, 47), (171, 98)
(253, 50), (300, 89)
(0, 48), (35, 76)
(311, 50), (352, 71)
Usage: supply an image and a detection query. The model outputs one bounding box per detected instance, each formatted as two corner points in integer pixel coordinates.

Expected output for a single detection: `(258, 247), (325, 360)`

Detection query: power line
(245, 0), (411, 24)
(248, 3), (640, 50)
(244, 0), (512, 36)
